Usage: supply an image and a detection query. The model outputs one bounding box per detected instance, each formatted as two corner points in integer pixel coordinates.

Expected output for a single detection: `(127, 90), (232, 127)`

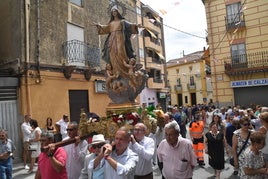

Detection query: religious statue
(94, 4), (148, 104)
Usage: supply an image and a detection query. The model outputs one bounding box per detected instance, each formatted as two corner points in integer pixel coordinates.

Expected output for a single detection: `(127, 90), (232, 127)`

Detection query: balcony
(225, 12), (246, 32)
(144, 37), (162, 52)
(174, 84), (182, 92)
(147, 77), (165, 89)
(224, 51), (268, 75)
(143, 18), (161, 34)
(145, 57), (163, 71)
(62, 39), (100, 68)
(187, 83), (196, 90)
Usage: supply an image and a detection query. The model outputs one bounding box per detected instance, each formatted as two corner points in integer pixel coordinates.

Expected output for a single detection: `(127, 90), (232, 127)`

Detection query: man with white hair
(0, 129), (16, 179)
(129, 123), (155, 179)
(157, 121), (197, 179)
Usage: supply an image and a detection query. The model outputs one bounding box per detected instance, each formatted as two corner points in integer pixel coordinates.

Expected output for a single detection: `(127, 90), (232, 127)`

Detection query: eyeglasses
(66, 128), (75, 131)
(92, 143), (105, 149)
(243, 123), (250, 126)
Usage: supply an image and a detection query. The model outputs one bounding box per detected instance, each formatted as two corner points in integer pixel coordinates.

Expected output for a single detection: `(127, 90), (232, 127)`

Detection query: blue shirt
(98, 148), (138, 179)
(0, 139), (15, 156)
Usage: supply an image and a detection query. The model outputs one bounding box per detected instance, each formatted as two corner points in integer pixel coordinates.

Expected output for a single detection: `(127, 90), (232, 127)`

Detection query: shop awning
(152, 14), (161, 23)
(155, 51), (165, 60)
(145, 28), (157, 39)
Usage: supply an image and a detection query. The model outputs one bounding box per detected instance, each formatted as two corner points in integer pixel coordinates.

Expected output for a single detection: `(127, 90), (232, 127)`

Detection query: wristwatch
(47, 153), (54, 157)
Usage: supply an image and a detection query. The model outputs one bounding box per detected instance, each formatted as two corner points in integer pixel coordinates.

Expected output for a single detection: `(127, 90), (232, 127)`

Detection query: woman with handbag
(232, 116), (253, 176)
(28, 119), (41, 174)
(240, 131), (268, 178)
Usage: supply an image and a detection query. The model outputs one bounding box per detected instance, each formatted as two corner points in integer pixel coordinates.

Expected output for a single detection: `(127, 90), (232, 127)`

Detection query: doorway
(190, 93), (196, 105)
(69, 90), (89, 123)
(177, 93), (183, 106)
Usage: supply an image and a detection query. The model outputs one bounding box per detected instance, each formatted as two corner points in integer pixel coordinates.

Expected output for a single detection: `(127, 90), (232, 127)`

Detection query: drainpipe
(207, 0), (219, 107)
(25, 0), (32, 114)
(36, 0), (41, 78)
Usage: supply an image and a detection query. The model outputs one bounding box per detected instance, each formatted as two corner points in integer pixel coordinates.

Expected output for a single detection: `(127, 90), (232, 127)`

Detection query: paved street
(12, 154), (239, 179)
(12, 124), (240, 179)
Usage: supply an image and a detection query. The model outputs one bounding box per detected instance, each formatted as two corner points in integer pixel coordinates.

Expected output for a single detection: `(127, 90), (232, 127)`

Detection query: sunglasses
(66, 128), (75, 131)
(92, 143), (105, 149)
(243, 123), (250, 126)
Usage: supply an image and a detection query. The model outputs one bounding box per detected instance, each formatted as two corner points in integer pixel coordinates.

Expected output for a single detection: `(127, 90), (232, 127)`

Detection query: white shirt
(154, 127), (165, 146)
(21, 122), (32, 142)
(56, 119), (69, 140)
(129, 136), (155, 176)
(205, 111), (213, 127)
(63, 137), (88, 179)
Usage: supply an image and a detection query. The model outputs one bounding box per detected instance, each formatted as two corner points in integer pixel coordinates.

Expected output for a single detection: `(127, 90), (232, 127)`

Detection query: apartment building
(136, 1), (168, 110)
(203, 0), (268, 107)
(167, 50), (212, 107)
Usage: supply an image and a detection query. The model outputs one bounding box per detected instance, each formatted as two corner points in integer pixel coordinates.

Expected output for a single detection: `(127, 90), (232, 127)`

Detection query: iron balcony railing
(225, 12), (245, 31)
(153, 78), (163, 83)
(187, 83), (196, 90)
(224, 51), (268, 71)
(174, 84), (182, 91)
(62, 39), (100, 68)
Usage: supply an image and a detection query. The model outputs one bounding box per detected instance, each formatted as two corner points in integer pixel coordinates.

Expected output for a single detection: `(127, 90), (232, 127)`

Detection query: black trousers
(134, 172), (153, 179)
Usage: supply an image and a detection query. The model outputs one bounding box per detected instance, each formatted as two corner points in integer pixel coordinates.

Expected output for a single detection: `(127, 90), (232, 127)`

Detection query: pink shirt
(38, 147), (68, 179)
(157, 136), (197, 179)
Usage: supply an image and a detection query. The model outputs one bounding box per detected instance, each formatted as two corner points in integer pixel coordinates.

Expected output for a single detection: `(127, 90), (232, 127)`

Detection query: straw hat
(91, 134), (105, 145)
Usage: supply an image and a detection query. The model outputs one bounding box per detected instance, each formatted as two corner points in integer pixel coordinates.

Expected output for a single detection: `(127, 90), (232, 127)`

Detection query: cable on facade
(120, 1), (206, 40)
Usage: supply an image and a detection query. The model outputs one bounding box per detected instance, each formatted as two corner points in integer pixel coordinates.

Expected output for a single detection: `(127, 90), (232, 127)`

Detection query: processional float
(42, 2), (164, 152)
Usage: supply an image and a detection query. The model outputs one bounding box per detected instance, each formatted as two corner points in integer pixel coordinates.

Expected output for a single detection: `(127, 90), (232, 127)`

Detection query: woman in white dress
(28, 119), (41, 173)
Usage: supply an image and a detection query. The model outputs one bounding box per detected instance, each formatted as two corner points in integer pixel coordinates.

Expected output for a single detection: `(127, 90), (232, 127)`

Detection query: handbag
(28, 144), (38, 151)
(229, 131), (250, 166)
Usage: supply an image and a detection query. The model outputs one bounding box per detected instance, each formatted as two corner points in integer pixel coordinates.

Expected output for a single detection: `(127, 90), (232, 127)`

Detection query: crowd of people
(0, 104), (268, 179)
(167, 104), (268, 178)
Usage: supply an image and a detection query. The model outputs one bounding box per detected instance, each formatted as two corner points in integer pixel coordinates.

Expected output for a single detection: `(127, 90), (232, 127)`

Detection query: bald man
(130, 123), (155, 179)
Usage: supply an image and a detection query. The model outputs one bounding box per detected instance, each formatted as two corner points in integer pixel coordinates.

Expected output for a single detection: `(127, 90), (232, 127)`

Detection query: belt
(134, 172), (153, 179)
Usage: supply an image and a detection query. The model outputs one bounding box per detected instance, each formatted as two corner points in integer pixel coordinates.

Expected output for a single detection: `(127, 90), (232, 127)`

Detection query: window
(185, 96), (188, 104)
(231, 43), (247, 67)
(176, 78), (181, 85)
(226, 3), (241, 25)
(155, 70), (161, 79)
(67, 23), (85, 66)
(176, 69), (179, 75)
(190, 76), (195, 85)
(189, 66), (192, 72)
(69, 0), (82, 6)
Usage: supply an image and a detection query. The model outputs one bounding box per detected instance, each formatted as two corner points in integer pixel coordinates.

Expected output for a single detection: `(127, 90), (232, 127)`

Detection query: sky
(140, 0), (208, 61)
